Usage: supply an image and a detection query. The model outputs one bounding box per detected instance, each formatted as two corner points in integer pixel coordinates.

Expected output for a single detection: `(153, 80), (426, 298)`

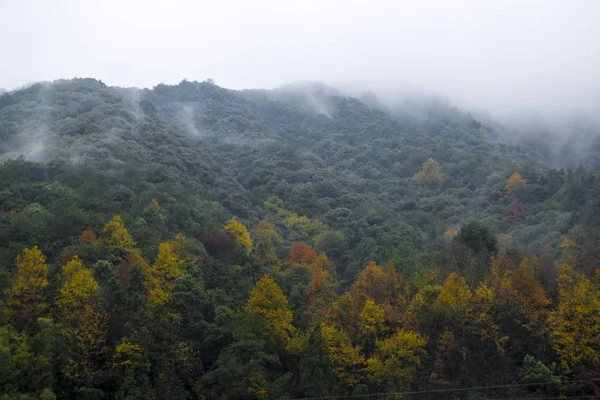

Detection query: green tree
(253, 217), (282, 267)
(298, 325), (334, 397)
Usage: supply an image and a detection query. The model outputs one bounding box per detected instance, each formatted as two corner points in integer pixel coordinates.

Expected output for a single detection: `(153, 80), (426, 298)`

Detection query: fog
(1, 0), (599, 117)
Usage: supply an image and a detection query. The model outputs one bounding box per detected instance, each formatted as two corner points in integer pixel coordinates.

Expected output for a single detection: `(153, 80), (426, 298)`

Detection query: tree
(298, 325), (334, 397)
(429, 329), (460, 387)
(78, 229), (102, 245)
(148, 241), (184, 303)
(111, 338), (154, 399)
(436, 272), (472, 315)
(3, 246), (49, 330)
(457, 219), (497, 255)
(367, 330), (427, 391)
(224, 217), (253, 254)
(308, 261), (334, 304)
(200, 230), (235, 262)
(359, 300), (385, 356)
(201, 312), (278, 400)
(443, 229), (458, 248)
(507, 199), (527, 222)
(519, 354), (560, 385)
(496, 233), (514, 256)
(245, 275), (295, 342)
(505, 172), (527, 199)
(253, 217), (282, 267)
(416, 158), (445, 185)
(101, 215), (138, 254)
(359, 300), (385, 338)
(285, 242), (317, 266)
(519, 354), (560, 397)
(547, 266), (600, 374)
(321, 323), (364, 389)
(352, 261), (388, 306)
(56, 256), (107, 384)
(511, 258), (550, 311)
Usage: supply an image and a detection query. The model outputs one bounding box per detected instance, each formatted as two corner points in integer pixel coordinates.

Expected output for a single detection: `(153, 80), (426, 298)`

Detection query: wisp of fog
(0, 0), (599, 118)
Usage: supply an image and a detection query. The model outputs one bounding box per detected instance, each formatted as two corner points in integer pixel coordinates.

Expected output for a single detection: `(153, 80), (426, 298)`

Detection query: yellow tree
(315, 251), (336, 274)
(3, 246), (49, 329)
(245, 275), (295, 342)
(57, 256), (108, 382)
(101, 215), (138, 253)
(359, 299), (385, 356)
(436, 272), (472, 316)
(547, 265), (600, 374)
(321, 323), (365, 388)
(253, 217), (282, 267)
(147, 241), (185, 303)
(367, 330), (427, 391)
(511, 257), (550, 313)
(308, 261), (335, 307)
(224, 217), (253, 254)
(359, 300), (385, 338)
(151, 198), (166, 220)
(416, 158), (445, 185)
(405, 285), (442, 332)
(101, 216), (146, 282)
(505, 172), (527, 199)
(471, 283), (503, 349)
(353, 261), (388, 307)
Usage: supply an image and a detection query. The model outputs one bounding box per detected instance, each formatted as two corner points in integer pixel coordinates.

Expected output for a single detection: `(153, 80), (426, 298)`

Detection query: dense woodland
(0, 78), (599, 399)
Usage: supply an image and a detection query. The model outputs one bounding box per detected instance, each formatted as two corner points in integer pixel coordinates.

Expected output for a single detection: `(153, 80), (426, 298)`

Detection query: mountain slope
(1, 78), (599, 276)
(1, 78), (600, 400)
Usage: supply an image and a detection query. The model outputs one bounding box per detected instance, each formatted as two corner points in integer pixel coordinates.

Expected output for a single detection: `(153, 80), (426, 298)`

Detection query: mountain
(1, 78), (599, 399)
(1, 78), (598, 274)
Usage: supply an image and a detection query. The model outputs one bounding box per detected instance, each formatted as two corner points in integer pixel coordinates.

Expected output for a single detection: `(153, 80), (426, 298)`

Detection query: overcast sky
(1, 0), (599, 115)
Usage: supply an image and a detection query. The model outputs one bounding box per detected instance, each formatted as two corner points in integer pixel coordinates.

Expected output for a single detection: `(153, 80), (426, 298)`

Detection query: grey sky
(1, 0), (599, 115)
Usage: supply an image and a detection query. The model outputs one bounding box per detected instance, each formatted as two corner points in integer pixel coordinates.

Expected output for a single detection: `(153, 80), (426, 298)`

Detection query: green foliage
(457, 219), (498, 255)
(519, 354), (560, 384)
(0, 78), (599, 399)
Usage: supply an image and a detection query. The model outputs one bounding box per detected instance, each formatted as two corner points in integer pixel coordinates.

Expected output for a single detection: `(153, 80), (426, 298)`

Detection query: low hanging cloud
(0, 0), (599, 118)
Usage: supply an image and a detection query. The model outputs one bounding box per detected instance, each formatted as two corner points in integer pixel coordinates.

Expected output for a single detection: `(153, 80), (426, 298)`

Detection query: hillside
(0, 78), (599, 399)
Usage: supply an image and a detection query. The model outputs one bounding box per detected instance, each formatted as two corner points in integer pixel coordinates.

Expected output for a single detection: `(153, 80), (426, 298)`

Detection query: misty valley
(0, 78), (600, 399)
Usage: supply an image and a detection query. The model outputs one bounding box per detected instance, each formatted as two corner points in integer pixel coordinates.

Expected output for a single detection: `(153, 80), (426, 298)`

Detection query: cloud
(0, 0), (599, 116)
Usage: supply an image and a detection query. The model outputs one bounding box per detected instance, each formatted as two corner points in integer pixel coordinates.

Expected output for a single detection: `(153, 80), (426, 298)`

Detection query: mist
(1, 0), (599, 118)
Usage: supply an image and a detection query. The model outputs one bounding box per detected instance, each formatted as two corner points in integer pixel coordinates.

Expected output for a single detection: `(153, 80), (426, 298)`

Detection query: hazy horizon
(1, 0), (599, 117)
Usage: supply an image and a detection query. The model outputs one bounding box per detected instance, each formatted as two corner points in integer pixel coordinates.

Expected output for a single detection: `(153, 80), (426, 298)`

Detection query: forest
(0, 78), (599, 399)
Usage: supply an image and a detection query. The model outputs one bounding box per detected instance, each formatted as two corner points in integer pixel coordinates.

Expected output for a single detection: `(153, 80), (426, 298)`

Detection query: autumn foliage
(79, 229), (102, 245)
(201, 230), (235, 261)
(417, 158), (445, 185)
(224, 217), (253, 254)
(505, 172), (527, 199)
(2, 210), (600, 399)
(507, 199), (527, 222)
(101, 215), (138, 254)
(285, 242), (317, 266)
(3, 246), (49, 329)
(245, 275), (295, 341)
